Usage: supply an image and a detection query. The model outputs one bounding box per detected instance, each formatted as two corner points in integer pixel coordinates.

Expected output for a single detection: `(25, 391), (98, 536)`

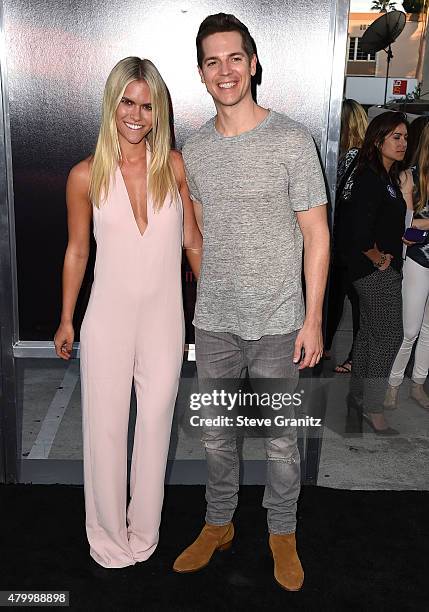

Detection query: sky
(350, 0), (405, 10)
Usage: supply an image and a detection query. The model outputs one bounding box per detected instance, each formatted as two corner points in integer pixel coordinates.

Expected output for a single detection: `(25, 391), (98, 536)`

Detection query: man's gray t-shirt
(182, 110), (327, 341)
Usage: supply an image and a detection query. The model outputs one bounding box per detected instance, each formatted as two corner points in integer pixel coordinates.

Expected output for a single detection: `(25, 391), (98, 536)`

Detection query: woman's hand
(412, 218), (429, 231)
(377, 253), (393, 271)
(364, 245), (393, 270)
(54, 322), (74, 360)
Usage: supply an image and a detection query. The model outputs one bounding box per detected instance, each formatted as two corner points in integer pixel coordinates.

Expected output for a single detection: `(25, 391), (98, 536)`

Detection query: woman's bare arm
(400, 169), (414, 211)
(54, 159), (92, 359)
(171, 150), (203, 279)
(399, 168), (429, 234)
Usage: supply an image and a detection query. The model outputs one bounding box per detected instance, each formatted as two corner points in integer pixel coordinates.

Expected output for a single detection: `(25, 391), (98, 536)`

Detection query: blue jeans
(195, 327), (300, 534)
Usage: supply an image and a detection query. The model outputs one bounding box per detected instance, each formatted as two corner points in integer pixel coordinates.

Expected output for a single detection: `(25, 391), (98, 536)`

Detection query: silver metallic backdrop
(3, 0), (338, 341)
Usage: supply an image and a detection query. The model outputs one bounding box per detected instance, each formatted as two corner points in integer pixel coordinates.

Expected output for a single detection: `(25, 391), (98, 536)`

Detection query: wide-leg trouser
(80, 305), (183, 568)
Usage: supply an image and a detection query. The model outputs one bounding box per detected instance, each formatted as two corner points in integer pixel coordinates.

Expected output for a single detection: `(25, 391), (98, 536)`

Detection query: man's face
(198, 31), (257, 108)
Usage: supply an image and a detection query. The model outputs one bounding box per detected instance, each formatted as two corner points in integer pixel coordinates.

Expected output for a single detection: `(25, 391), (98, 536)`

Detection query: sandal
(334, 359), (352, 374)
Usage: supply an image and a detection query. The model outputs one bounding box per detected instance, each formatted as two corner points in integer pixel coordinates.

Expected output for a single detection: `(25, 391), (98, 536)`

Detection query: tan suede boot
(410, 382), (429, 410)
(269, 533), (304, 591)
(383, 384), (399, 410)
(173, 522), (234, 573)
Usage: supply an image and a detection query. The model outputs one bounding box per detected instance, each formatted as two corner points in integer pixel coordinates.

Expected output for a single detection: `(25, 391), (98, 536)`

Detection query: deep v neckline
(118, 147), (150, 238)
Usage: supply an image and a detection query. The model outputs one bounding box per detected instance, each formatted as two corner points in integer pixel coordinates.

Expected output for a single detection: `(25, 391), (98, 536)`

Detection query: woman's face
(379, 123), (407, 168)
(115, 79), (153, 146)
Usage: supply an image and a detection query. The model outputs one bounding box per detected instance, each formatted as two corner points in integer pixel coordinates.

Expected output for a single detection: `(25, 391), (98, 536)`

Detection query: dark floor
(1, 484), (427, 611)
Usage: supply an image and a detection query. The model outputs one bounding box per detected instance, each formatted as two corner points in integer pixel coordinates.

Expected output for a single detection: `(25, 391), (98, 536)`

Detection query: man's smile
(218, 81), (238, 89)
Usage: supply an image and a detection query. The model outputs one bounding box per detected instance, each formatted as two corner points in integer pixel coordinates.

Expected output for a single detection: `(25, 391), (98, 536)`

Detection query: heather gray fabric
(195, 327), (300, 534)
(182, 110), (327, 340)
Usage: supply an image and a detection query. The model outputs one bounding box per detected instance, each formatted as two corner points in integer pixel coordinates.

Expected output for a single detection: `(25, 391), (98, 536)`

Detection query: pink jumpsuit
(80, 147), (185, 568)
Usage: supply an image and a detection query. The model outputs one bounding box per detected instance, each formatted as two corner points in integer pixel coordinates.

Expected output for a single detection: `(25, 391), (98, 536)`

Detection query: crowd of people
(327, 100), (429, 435)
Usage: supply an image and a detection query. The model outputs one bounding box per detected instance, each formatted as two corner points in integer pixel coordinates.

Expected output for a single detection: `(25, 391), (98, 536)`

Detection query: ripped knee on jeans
(267, 452), (298, 464)
(266, 439), (299, 464)
(202, 436), (237, 453)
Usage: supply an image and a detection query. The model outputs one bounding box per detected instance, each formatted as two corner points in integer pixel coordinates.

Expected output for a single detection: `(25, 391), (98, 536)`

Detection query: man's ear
(198, 66), (205, 84)
(250, 54), (257, 77)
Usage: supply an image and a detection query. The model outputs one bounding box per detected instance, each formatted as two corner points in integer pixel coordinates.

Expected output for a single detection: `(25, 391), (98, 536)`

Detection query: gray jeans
(195, 327), (300, 534)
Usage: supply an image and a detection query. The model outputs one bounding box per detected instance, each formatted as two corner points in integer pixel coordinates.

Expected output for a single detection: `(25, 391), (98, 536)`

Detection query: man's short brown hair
(196, 13), (255, 68)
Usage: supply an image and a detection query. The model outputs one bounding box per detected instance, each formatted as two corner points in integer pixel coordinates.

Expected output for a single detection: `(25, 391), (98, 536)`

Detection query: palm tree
(371, 0), (397, 11)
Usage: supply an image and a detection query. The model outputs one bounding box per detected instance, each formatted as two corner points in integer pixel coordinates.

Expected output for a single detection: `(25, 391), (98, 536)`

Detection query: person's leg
(196, 328), (245, 526)
(349, 278), (370, 407)
(409, 263), (429, 408)
(346, 276), (360, 363)
(412, 299), (429, 385)
(389, 257), (428, 387)
(325, 264), (348, 352)
(245, 332), (303, 591)
(173, 327), (245, 573)
(355, 268), (403, 431)
(412, 316), (429, 384)
(127, 312), (184, 562)
(80, 310), (136, 568)
(245, 332), (300, 534)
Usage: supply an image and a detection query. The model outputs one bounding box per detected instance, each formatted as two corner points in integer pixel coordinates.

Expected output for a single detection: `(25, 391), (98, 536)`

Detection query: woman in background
(325, 99), (368, 373)
(403, 115), (429, 169)
(54, 57), (202, 568)
(346, 111), (408, 435)
(386, 124), (429, 410)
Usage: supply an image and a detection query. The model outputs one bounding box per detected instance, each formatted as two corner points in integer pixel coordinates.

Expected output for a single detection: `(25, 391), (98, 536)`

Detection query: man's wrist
(303, 315), (322, 327)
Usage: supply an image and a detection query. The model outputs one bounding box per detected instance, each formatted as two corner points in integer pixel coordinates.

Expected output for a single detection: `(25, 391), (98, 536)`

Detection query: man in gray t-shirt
(183, 110), (327, 340)
(173, 14), (330, 591)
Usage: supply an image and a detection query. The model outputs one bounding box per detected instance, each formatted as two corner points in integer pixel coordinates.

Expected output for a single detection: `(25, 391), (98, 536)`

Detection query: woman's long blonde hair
(340, 99), (368, 155)
(89, 57), (176, 209)
(414, 123), (429, 214)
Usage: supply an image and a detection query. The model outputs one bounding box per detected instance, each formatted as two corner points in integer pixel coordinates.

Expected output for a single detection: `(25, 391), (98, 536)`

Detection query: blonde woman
(339, 98), (368, 158)
(325, 99), (368, 372)
(386, 124), (429, 410)
(54, 57), (202, 569)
